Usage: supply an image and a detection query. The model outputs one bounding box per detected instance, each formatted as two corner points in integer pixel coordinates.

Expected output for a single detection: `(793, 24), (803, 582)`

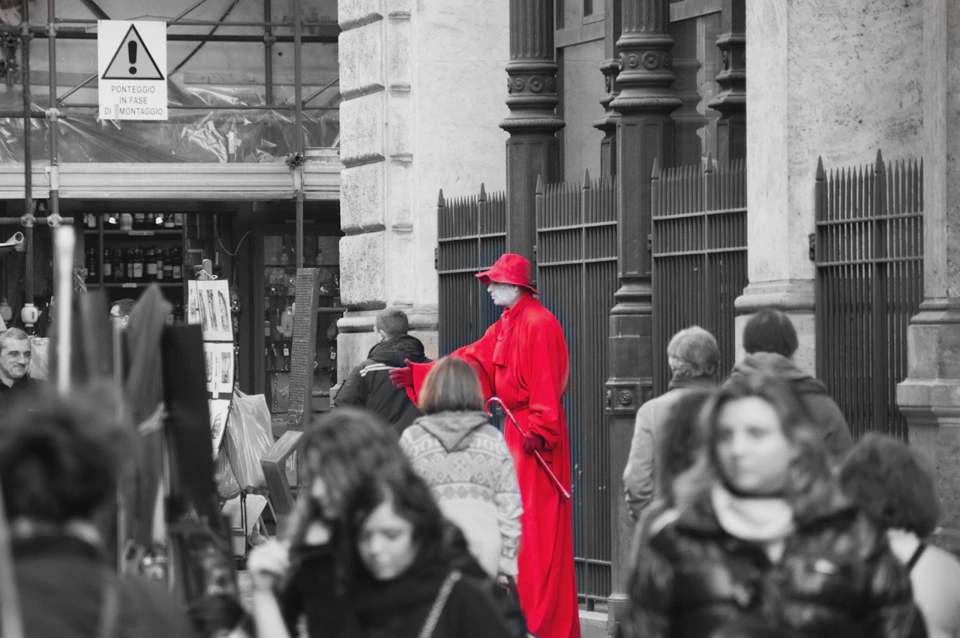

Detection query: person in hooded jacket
(399, 356), (523, 581)
(335, 308), (431, 436)
(729, 308), (852, 462)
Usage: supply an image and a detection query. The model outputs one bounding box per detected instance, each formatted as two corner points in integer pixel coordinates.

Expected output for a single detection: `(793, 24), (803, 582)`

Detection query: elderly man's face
(487, 282), (521, 307)
(0, 338), (30, 384)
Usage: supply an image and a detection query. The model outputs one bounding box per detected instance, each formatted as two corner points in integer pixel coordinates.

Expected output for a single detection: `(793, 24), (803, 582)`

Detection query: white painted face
(715, 396), (797, 495)
(357, 499), (418, 581)
(487, 281), (522, 307)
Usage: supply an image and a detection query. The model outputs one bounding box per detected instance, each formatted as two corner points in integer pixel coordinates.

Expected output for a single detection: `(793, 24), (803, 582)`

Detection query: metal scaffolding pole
(294, 0), (304, 269)
(21, 0), (34, 311)
(47, 0), (61, 226)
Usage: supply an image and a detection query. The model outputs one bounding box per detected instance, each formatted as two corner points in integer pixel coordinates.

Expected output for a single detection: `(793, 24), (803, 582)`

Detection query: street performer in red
(391, 253), (581, 638)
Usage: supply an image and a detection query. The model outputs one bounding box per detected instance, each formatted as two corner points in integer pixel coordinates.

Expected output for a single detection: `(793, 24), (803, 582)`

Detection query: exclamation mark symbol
(128, 41), (137, 75)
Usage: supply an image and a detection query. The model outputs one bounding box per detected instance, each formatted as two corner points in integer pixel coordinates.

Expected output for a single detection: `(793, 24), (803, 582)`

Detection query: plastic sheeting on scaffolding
(0, 80), (340, 163)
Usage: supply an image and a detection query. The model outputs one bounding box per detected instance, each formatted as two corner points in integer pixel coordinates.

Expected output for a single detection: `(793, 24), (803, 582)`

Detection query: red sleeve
(522, 316), (569, 447)
(452, 322), (500, 399)
(406, 360), (435, 407)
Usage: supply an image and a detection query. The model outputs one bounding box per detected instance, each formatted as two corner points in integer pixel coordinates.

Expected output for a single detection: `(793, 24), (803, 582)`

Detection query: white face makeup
(357, 499), (418, 581)
(715, 396), (796, 496)
(487, 282), (522, 307)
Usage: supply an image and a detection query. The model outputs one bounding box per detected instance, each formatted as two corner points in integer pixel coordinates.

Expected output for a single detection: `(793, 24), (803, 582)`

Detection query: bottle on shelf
(145, 245), (157, 281)
(114, 249), (125, 282)
(171, 247), (182, 281)
(155, 248), (165, 281)
(120, 213), (133, 232)
(133, 247), (144, 280)
(282, 342), (291, 372)
(85, 213), (97, 230)
(86, 247), (97, 281)
(173, 213), (184, 228)
(102, 248), (113, 281)
(134, 212), (146, 229)
(163, 248), (174, 281)
(163, 213), (175, 229)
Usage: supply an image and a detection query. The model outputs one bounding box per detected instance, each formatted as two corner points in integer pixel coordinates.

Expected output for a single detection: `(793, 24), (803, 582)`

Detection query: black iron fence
(436, 186), (506, 355)
(535, 172), (618, 606)
(813, 152), (923, 440)
(651, 157), (748, 394)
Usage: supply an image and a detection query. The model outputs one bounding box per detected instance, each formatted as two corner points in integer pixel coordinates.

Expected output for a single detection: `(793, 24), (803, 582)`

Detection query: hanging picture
(190, 280), (233, 341)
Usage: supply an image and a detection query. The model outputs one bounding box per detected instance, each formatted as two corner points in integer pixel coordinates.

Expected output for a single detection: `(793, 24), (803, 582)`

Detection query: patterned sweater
(400, 411), (523, 577)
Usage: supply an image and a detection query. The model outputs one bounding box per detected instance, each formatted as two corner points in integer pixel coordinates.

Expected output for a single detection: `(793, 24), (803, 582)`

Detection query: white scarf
(711, 483), (795, 562)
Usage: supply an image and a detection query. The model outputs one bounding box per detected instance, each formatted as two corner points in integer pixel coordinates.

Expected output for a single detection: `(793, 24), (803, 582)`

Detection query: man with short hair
(334, 308), (430, 436)
(0, 327), (41, 416)
(731, 308), (853, 462)
(623, 325), (720, 520)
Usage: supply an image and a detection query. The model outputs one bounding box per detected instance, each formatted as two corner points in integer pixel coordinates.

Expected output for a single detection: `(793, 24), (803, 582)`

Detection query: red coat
(410, 293), (581, 638)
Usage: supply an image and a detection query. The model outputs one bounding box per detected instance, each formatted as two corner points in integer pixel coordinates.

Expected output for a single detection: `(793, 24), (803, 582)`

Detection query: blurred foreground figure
(619, 372), (926, 638)
(840, 435), (960, 638)
(1, 387), (194, 638)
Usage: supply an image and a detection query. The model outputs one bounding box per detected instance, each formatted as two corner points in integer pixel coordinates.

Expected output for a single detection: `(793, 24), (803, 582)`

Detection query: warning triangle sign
(101, 25), (165, 81)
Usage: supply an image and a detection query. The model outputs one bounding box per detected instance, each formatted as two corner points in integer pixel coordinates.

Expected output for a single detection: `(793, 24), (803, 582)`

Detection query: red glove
(390, 359), (414, 390)
(521, 432), (546, 455)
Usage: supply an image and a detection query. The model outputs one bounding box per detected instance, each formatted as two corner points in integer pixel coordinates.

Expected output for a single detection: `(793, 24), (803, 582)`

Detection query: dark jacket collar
(367, 334), (428, 366)
(667, 377), (716, 392)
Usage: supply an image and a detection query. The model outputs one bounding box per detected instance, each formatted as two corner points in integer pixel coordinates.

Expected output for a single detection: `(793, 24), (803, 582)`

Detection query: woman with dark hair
(399, 356), (522, 580)
(619, 372), (925, 638)
(840, 434), (960, 638)
(248, 408), (407, 638)
(1, 386), (194, 638)
(346, 462), (517, 637)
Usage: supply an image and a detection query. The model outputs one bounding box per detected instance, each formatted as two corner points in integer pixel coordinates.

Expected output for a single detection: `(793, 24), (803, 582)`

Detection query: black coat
(335, 335), (429, 436)
(619, 492), (925, 638)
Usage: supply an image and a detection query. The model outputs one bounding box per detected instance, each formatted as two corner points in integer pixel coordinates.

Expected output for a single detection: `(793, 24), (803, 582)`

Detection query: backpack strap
(418, 570), (462, 638)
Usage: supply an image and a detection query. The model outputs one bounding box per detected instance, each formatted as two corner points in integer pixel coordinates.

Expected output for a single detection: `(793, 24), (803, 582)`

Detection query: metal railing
(435, 185), (506, 355)
(535, 171), (618, 606)
(813, 152), (923, 440)
(651, 156), (748, 394)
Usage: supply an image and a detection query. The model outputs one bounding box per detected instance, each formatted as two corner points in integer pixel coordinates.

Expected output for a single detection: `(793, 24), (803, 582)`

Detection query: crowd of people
(3, 253), (960, 638)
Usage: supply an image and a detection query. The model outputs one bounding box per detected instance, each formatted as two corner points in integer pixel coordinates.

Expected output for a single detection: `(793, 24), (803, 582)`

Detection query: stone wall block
(339, 22), (384, 99)
(386, 92), (412, 158)
(385, 159), (412, 226)
(340, 232), (386, 308)
(341, 162), (386, 233)
(339, 93), (385, 166)
(386, 17), (411, 88)
(384, 229), (416, 307)
(340, 0), (383, 30)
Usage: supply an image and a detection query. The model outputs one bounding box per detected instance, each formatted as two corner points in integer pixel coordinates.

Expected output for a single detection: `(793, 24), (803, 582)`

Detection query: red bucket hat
(475, 253), (538, 295)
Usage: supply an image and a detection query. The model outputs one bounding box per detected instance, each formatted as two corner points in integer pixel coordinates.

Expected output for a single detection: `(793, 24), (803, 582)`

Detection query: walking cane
(485, 397), (571, 500)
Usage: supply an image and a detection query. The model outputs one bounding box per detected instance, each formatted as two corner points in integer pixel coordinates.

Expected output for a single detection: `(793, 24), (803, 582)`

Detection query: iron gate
(814, 152), (923, 440)
(535, 172), (618, 605)
(436, 186), (507, 355)
(651, 157), (748, 394)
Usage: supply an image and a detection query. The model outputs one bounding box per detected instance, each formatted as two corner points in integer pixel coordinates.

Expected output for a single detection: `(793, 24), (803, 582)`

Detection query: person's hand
(247, 540), (290, 592)
(390, 359), (414, 390)
(521, 432), (546, 454)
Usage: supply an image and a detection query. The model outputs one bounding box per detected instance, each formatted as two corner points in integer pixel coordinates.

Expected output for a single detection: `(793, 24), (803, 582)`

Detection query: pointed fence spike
(705, 152), (714, 174)
(816, 156), (825, 180)
(583, 167), (591, 188)
(536, 174), (544, 195)
(479, 183), (486, 202)
(651, 157), (660, 179)
(437, 189), (445, 207)
(875, 149), (884, 172)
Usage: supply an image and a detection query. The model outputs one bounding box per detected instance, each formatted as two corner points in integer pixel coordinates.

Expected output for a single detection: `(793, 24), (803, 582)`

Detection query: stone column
(708, 0), (746, 163)
(897, 0), (960, 552)
(604, 0), (679, 633)
(594, 0), (622, 178)
(500, 0), (564, 263)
